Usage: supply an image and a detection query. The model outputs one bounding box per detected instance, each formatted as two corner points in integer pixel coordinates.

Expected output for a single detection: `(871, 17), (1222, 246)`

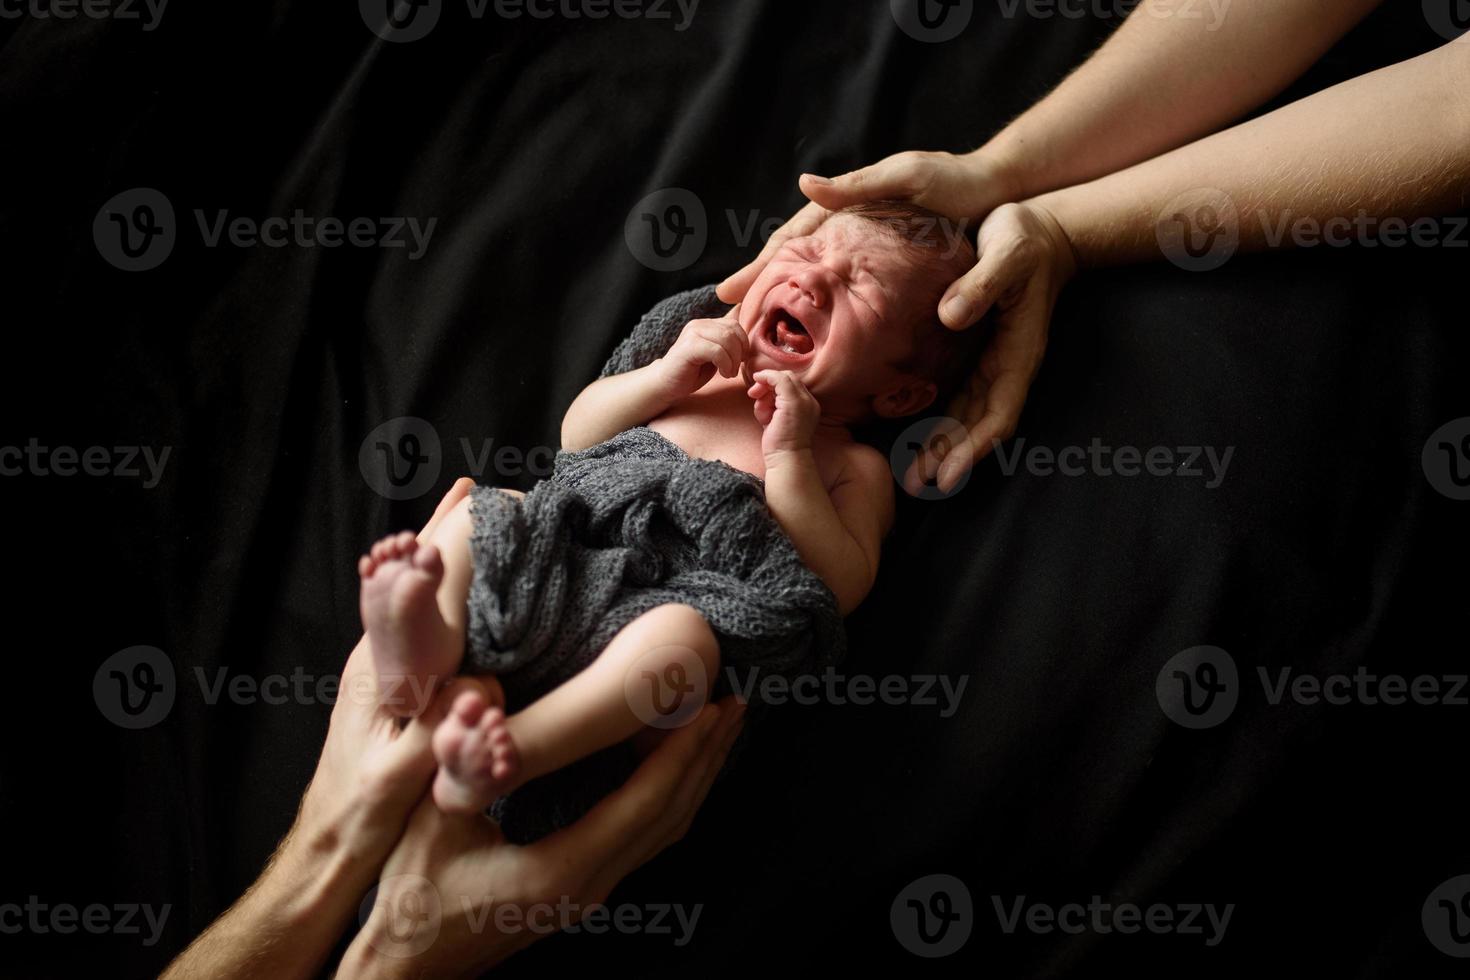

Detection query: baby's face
(738, 214), (946, 414)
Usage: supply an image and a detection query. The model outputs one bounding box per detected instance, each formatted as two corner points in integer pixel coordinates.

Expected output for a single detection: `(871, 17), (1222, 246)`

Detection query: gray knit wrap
(464, 284), (844, 842)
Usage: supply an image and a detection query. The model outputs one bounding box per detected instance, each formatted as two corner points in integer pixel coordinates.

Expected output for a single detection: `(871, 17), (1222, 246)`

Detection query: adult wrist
(966, 141), (1029, 205)
(1025, 190), (1086, 276)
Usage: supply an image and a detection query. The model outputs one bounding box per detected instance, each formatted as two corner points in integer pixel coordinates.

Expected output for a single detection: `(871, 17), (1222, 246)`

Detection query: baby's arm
(749, 370), (894, 616)
(561, 307), (746, 451)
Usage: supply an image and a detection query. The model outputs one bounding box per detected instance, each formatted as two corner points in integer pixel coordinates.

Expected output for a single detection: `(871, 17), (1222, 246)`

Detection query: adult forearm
(1030, 37), (1470, 268)
(979, 0), (1383, 199)
(161, 821), (368, 980)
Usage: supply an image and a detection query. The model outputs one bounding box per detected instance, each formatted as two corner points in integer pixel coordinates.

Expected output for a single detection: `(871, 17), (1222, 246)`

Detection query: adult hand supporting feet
(338, 695), (747, 979)
(162, 478), (498, 980)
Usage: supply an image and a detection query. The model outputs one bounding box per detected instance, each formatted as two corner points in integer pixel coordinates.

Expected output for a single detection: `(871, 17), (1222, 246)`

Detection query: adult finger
(583, 698), (746, 901)
(525, 700), (734, 897)
(716, 201), (827, 303)
(938, 237), (1028, 331)
(798, 154), (930, 212)
(936, 366), (1031, 493)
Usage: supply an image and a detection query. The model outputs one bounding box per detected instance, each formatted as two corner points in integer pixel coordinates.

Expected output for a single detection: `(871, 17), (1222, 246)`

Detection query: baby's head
(738, 201), (980, 423)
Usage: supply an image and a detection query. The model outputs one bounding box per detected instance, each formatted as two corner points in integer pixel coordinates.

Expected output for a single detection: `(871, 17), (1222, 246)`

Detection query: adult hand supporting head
(713, 150), (1077, 493)
(907, 201), (1078, 494)
(716, 149), (1019, 308)
(339, 697), (748, 979)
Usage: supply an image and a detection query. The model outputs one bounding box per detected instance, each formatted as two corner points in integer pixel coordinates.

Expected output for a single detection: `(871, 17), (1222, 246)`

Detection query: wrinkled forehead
(812, 213), (954, 295)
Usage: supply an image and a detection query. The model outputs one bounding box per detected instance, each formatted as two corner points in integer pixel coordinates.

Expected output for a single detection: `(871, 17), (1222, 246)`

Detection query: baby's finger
(758, 369), (803, 404)
(695, 338), (736, 379)
(713, 322), (746, 378)
(751, 390), (776, 427)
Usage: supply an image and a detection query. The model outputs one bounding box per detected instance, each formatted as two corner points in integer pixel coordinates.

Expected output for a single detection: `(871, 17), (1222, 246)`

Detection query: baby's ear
(873, 376), (937, 419)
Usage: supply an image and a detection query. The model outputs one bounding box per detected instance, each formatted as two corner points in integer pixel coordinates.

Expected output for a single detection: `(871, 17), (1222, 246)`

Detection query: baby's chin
(742, 351), (813, 389)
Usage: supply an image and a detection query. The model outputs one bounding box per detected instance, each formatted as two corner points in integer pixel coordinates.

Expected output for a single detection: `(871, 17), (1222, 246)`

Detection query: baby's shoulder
(831, 439), (895, 499)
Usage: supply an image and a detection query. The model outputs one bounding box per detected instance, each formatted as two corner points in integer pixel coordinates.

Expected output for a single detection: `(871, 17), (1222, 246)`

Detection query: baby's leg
(431, 603), (719, 814)
(359, 493), (514, 717)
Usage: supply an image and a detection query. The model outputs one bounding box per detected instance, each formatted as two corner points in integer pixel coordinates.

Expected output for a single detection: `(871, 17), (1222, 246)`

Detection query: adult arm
(718, 0), (1387, 311)
(915, 34), (1470, 491)
(161, 481), (489, 980)
(1030, 34), (1470, 267)
(338, 698), (748, 978)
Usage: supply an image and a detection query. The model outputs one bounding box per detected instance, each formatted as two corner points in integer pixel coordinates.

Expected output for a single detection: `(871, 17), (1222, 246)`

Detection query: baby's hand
(747, 369), (820, 459)
(654, 305), (747, 396)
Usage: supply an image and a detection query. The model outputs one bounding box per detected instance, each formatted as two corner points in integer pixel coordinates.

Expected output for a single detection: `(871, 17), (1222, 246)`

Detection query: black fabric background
(2, 1), (1467, 976)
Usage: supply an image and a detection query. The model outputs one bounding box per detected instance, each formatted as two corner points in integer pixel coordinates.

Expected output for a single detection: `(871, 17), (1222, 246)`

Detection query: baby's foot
(431, 689), (522, 813)
(359, 531), (456, 717)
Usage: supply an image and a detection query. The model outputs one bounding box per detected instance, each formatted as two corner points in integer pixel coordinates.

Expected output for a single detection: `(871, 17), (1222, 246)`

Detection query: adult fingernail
(802, 174), (833, 186)
(944, 296), (973, 326)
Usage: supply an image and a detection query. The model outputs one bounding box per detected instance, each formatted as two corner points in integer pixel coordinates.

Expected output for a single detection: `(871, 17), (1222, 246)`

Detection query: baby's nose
(788, 270), (827, 307)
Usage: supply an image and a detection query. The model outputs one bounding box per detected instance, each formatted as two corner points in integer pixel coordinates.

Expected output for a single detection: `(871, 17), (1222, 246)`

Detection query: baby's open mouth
(767, 307), (814, 355)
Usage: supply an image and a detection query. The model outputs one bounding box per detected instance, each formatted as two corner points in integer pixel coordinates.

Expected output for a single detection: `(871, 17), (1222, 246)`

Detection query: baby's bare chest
(645, 378), (844, 490)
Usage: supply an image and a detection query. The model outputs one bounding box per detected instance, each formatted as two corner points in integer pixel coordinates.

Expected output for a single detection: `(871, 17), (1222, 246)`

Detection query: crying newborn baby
(357, 201), (980, 840)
